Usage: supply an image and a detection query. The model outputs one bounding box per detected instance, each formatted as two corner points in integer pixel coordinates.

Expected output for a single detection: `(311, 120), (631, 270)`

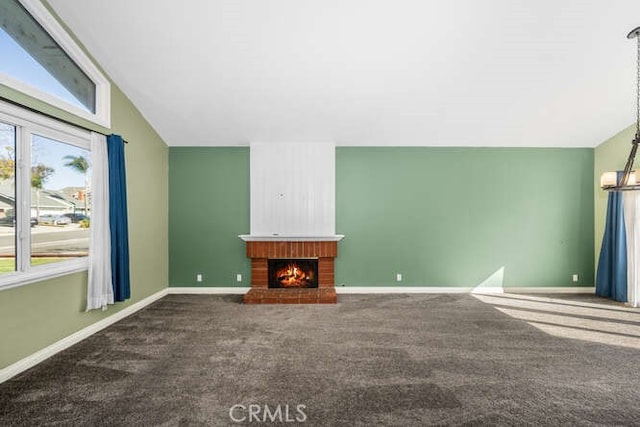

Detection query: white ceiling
(48, 0), (640, 147)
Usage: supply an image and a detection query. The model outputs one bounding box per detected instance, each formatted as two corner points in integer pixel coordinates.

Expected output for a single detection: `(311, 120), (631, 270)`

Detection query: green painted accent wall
(593, 124), (637, 274)
(169, 148), (250, 286)
(336, 147), (593, 287)
(168, 147), (594, 288)
(0, 10), (169, 368)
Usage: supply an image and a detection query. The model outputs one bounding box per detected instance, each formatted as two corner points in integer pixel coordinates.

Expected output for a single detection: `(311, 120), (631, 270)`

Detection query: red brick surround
(243, 241), (338, 304)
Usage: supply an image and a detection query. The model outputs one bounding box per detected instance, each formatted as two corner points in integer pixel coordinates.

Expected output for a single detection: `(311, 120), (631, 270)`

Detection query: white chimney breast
(250, 142), (335, 237)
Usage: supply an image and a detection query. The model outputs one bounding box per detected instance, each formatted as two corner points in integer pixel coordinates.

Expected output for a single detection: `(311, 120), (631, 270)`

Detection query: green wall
(169, 147), (594, 288)
(169, 148), (250, 286)
(0, 12), (168, 368)
(337, 147), (593, 287)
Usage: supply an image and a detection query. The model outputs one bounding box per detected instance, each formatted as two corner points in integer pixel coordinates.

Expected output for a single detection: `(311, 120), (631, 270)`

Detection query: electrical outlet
(236, 274), (242, 282)
(196, 273), (203, 283)
(572, 274), (579, 283)
(396, 273), (402, 282)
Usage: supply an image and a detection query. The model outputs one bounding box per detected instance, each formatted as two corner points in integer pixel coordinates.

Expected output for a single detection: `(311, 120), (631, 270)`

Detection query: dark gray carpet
(1, 293), (640, 426)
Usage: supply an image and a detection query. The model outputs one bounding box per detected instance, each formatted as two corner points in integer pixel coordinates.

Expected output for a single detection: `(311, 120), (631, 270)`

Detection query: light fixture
(601, 26), (640, 191)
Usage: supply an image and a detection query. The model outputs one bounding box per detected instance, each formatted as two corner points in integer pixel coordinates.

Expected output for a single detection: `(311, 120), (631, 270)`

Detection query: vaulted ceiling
(48, 0), (640, 147)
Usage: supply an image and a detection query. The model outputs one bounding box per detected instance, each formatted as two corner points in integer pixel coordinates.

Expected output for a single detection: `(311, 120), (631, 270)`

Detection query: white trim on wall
(167, 287), (250, 294)
(165, 286), (595, 294)
(334, 286), (596, 294)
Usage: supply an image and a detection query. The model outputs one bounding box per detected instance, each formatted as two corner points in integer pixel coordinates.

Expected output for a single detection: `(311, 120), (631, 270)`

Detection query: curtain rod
(1, 96), (128, 143)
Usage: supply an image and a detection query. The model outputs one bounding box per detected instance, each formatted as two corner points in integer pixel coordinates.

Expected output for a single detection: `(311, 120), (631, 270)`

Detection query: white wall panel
(250, 142), (335, 236)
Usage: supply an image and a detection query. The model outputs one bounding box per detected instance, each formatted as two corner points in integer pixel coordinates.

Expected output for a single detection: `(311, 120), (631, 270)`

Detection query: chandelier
(601, 26), (640, 191)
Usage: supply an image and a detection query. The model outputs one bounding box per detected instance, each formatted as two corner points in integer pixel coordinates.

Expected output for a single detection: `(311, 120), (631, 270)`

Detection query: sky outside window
(0, 28), (87, 111)
(32, 135), (90, 190)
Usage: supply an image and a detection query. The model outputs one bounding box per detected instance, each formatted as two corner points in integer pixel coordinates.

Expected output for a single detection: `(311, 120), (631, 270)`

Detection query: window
(0, 100), (91, 289)
(30, 135), (90, 266)
(0, 0), (110, 127)
(0, 123), (16, 273)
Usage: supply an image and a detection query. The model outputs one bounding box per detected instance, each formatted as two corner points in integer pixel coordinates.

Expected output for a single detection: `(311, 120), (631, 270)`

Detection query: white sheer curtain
(623, 192), (640, 307)
(86, 132), (113, 311)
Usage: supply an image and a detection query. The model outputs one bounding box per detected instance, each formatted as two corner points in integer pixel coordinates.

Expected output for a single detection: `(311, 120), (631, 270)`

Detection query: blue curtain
(107, 134), (130, 301)
(596, 172), (627, 302)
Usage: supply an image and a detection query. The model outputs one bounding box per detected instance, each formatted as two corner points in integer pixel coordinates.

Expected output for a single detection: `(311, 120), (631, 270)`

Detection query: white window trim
(0, 0), (111, 128)
(0, 99), (90, 291)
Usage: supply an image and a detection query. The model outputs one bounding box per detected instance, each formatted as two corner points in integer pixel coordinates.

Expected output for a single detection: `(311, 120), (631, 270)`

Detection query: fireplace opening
(268, 258), (318, 288)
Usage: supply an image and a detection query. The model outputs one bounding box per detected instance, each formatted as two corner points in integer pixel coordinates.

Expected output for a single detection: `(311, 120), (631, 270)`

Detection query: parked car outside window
(61, 213), (88, 223)
(38, 215), (71, 226)
(0, 217), (38, 227)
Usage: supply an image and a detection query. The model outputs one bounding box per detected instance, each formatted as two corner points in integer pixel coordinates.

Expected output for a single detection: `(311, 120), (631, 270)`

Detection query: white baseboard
(336, 286), (474, 294)
(335, 286), (595, 294)
(167, 287), (250, 294)
(165, 286), (595, 295)
(500, 286), (595, 294)
(0, 288), (168, 384)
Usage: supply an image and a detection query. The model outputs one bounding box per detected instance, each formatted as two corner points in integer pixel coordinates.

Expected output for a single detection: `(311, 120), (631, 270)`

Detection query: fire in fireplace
(268, 259), (318, 288)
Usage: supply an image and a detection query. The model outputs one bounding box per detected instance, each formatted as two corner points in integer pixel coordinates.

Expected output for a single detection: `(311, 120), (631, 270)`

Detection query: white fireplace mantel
(239, 234), (344, 242)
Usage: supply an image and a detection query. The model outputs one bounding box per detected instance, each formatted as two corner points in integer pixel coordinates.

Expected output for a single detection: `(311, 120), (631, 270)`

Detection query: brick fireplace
(241, 239), (340, 304)
(242, 142), (341, 303)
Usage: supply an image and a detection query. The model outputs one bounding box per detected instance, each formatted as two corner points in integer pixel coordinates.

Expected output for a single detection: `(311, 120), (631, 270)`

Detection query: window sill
(0, 257), (89, 291)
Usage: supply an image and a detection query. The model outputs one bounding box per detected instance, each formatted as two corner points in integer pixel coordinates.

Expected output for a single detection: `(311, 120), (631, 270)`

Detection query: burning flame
(276, 262), (315, 288)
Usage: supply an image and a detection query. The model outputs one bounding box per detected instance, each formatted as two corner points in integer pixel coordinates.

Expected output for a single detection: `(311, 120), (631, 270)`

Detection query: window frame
(0, 99), (90, 291)
(0, 0), (111, 128)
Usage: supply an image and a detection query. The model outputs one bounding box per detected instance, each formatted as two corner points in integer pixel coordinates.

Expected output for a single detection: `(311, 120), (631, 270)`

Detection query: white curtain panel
(623, 192), (640, 307)
(86, 132), (113, 311)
